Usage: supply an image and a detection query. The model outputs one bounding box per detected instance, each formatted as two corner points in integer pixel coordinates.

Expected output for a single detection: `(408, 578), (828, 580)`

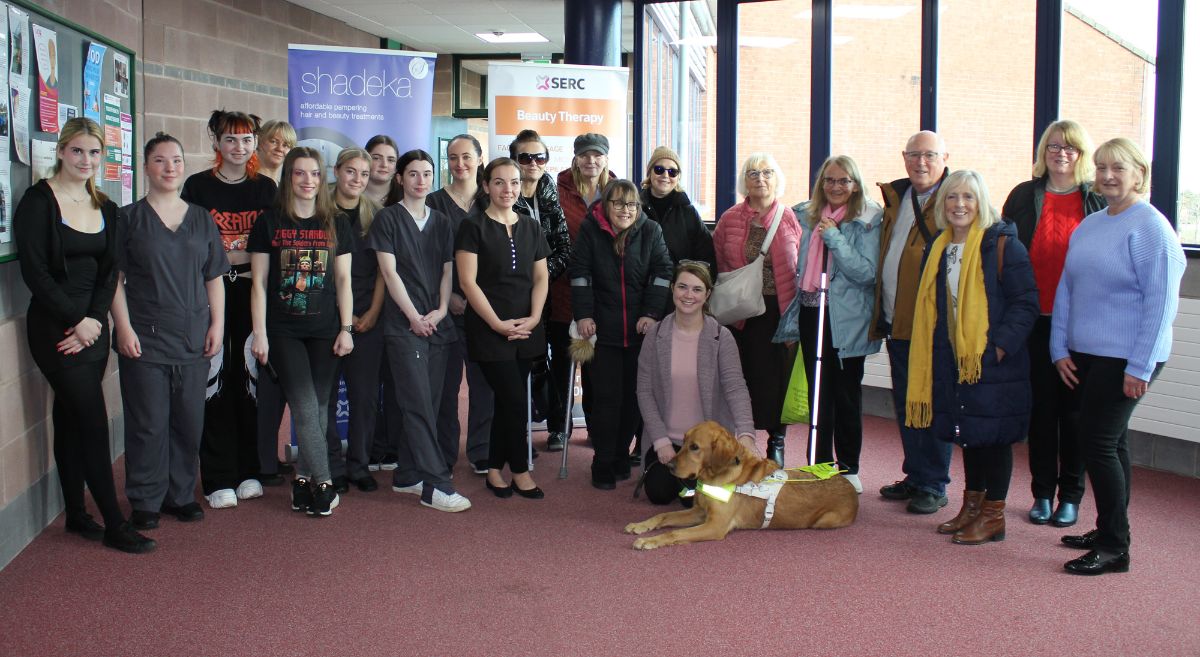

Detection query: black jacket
(14, 180), (119, 326)
(514, 172), (572, 281)
(638, 187), (714, 270)
(1001, 177), (1107, 250)
(569, 203), (673, 348)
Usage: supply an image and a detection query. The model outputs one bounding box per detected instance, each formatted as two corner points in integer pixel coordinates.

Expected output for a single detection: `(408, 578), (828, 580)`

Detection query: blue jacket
(773, 200), (883, 361)
(923, 221), (1039, 448)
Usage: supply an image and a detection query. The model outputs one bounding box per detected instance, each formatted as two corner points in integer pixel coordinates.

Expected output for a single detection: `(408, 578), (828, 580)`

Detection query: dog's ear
(699, 424), (740, 480)
(739, 455), (779, 485)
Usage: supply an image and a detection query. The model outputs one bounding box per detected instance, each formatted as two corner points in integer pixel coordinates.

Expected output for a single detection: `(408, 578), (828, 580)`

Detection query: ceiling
(289, 0), (639, 55)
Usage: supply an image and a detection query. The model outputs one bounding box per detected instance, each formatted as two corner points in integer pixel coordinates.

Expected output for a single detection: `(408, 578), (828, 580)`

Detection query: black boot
(767, 430), (786, 466)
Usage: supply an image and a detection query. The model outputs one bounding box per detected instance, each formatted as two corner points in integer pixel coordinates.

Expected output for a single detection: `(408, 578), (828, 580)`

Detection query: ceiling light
(475, 31), (549, 44)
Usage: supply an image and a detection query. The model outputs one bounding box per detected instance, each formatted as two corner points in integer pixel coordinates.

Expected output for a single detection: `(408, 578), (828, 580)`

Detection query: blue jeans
(887, 338), (952, 496)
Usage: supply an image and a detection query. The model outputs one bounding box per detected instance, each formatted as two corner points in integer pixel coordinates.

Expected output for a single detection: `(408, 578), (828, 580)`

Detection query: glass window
(828, 0), (922, 206)
(1178, 3), (1199, 246)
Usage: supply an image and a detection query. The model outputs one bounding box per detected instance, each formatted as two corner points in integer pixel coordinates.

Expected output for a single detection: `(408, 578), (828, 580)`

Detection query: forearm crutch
(558, 358), (578, 479)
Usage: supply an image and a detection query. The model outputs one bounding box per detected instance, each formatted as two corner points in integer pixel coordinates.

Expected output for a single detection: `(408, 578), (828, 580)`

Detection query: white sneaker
(205, 488), (238, 509)
(392, 481), (423, 496)
(843, 474), (863, 494)
(421, 489), (472, 513)
(235, 479), (264, 500)
(380, 461), (399, 471)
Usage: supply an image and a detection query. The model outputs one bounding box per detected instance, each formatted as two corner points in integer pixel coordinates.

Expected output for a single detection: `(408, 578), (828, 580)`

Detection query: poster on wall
(0, 10), (9, 169)
(286, 44), (436, 172)
(30, 137), (54, 179)
(31, 24), (56, 133)
(487, 62), (629, 178)
(0, 161), (10, 244)
(112, 51), (128, 98)
(9, 84), (26, 164)
(102, 92), (120, 180)
(82, 42), (105, 122)
(7, 5), (26, 88)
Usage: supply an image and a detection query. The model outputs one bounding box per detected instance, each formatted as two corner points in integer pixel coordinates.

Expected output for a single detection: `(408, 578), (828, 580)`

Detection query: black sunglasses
(652, 165), (679, 178)
(516, 152), (550, 165)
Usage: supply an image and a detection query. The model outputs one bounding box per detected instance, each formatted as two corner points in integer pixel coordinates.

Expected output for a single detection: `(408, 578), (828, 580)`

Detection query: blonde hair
(1032, 119), (1095, 185)
(52, 117), (108, 209)
(933, 170), (1000, 232)
(736, 152), (786, 199)
(329, 147), (381, 236)
(1093, 138), (1151, 195)
(258, 120), (297, 150)
(806, 155), (865, 227)
(571, 155), (610, 200)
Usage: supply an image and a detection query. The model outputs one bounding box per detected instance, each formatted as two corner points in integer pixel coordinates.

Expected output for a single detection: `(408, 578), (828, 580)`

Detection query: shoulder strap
(910, 187), (934, 243)
(759, 203), (786, 256)
(997, 234), (1007, 278)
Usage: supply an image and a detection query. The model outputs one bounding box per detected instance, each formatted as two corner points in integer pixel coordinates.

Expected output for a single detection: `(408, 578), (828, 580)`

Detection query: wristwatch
(341, 325), (354, 334)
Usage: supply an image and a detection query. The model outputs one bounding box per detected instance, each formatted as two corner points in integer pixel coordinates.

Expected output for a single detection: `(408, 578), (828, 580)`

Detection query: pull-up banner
(488, 62), (629, 178)
(287, 45), (436, 168)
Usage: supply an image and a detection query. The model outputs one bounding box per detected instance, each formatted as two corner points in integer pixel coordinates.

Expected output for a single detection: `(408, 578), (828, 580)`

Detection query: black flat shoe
(333, 475), (351, 494)
(486, 480), (513, 498)
(353, 476), (379, 492)
(592, 479), (616, 491)
(1061, 528), (1098, 549)
(161, 502), (205, 522)
(1064, 550), (1130, 575)
(103, 522), (157, 554)
(65, 513), (105, 541)
(259, 473), (286, 486)
(513, 485), (545, 499)
(130, 510), (160, 530)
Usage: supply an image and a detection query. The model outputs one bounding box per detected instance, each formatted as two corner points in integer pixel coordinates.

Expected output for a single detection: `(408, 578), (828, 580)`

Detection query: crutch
(808, 267), (829, 466)
(558, 357), (578, 479)
(527, 373), (534, 472)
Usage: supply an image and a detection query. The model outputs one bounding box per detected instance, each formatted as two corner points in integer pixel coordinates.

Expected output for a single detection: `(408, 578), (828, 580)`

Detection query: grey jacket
(637, 313), (756, 443)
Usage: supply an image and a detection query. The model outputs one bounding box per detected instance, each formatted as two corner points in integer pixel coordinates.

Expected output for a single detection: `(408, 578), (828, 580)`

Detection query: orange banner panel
(494, 96), (624, 137)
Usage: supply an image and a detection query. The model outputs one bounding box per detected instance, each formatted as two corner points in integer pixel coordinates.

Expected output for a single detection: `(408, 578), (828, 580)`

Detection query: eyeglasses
(516, 152), (550, 165)
(608, 200), (641, 212)
(903, 151), (942, 162)
(823, 177), (854, 188)
(746, 169), (775, 180)
(1046, 143), (1080, 155)
(652, 165), (679, 178)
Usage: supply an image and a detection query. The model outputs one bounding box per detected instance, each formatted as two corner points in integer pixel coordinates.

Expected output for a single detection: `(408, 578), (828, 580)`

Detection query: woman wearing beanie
(640, 146), (715, 284)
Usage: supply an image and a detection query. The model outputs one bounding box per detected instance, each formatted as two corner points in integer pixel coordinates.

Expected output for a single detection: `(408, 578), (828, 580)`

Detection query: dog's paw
(624, 521), (653, 535)
(632, 536), (662, 550)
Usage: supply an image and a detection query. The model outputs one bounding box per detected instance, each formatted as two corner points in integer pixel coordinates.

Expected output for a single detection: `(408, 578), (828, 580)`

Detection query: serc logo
(535, 76), (586, 91)
(536, 76), (551, 90)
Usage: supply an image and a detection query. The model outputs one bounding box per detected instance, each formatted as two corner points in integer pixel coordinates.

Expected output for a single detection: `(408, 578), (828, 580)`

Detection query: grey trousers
(438, 322), (493, 466)
(326, 323), (384, 480)
(119, 356), (207, 511)
(270, 336), (338, 483)
(386, 332), (453, 490)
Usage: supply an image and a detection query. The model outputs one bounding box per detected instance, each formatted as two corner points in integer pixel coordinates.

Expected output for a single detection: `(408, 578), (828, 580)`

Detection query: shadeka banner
(287, 45), (436, 169)
(487, 62), (629, 178)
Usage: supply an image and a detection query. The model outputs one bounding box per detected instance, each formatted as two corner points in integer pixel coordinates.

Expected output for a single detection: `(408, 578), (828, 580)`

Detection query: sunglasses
(516, 152), (550, 165)
(652, 165), (679, 178)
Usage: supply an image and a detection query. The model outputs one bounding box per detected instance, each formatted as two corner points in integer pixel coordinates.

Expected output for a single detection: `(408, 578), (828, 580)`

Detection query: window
(1178, 3), (1199, 246)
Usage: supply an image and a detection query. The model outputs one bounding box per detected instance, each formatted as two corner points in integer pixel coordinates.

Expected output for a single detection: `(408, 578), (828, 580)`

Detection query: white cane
(808, 270), (829, 465)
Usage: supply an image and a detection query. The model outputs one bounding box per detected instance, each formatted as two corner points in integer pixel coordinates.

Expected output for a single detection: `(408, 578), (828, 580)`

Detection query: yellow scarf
(905, 222), (989, 428)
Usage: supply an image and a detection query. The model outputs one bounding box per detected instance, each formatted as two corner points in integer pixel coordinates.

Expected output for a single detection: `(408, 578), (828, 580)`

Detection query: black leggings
(477, 358), (534, 474)
(962, 444), (1013, 501)
(43, 358), (125, 527)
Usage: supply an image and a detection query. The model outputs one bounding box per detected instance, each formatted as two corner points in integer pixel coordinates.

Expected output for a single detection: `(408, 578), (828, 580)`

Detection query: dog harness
(687, 464), (846, 529)
(734, 470), (789, 528)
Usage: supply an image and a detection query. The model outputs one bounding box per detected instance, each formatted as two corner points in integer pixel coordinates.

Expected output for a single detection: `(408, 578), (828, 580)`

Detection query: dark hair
(279, 147), (339, 250)
(508, 129), (549, 159)
(365, 134), (399, 157)
(207, 109), (263, 178)
(479, 157), (520, 206)
(385, 149), (437, 206)
(144, 132), (184, 163)
(449, 133), (486, 191)
(602, 179), (642, 257)
(672, 261), (714, 315)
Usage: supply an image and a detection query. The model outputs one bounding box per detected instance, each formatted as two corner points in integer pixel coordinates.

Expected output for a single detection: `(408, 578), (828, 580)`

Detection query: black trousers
(477, 358), (534, 474)
(798, 305), (866, 474)
(589, 344), (641, 478)
(1072, 352), (1162, 554)
(547, 320), (592, 432)
(1027, 316), (1085, 503)
(201, 272), (260, 493)
(642, 443), (695, 506)
(43, 358), (125, 527)
(962, 443), (1013, 501)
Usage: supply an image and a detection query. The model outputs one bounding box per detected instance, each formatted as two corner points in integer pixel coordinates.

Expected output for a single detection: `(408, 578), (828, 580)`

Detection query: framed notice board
(0, 0), (137, 263)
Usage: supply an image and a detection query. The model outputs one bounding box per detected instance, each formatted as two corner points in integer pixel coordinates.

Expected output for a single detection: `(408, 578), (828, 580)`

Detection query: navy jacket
(924, 221), (1039, 447)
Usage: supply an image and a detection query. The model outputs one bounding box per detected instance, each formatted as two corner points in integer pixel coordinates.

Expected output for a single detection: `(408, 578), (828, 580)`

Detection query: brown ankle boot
(953, 499), (1006, 544)
(937, 490), (984, 534)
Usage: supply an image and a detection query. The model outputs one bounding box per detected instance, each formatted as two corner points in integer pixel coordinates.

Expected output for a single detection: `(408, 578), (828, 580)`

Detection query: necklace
(448, 185), (475, 211)
(1046, 182), (1078, 194)
(52, 182), (89, 203)
(216, 169), (247, 184)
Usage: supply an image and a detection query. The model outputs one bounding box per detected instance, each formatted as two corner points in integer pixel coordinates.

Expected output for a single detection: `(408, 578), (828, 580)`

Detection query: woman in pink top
(712, 153), (801, 465)
(636, 262), (757, 505)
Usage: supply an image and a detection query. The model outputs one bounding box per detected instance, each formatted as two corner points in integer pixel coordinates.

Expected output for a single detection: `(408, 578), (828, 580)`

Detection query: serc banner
(488, 62), (629, 178)
(288, 45), (436, 169)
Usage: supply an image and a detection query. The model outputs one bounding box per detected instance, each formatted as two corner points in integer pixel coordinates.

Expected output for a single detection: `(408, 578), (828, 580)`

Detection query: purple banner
(287, 45), (435, 166)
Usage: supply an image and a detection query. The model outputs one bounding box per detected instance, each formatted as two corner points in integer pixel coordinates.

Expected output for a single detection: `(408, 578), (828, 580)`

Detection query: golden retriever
(624, 421), (858, 550)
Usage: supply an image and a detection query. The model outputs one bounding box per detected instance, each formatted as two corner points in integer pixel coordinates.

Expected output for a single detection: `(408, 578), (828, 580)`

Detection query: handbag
(780, 345), (810, 425)
(709, 203), (786, 325)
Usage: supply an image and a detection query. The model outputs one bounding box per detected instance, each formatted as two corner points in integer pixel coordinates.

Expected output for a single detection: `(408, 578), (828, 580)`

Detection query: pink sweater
(712, 199), (801, 316)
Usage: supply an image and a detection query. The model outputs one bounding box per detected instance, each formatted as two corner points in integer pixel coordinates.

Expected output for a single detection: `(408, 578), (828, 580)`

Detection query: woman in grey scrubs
(111, 133), (228, 530)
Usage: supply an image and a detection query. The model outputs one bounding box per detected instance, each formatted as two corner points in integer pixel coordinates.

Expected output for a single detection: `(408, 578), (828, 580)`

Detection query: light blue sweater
(1050, 201), (1186, 380)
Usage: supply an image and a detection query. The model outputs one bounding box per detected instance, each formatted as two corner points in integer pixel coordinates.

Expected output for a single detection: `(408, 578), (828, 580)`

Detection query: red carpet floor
(1, 415), (1198, 656)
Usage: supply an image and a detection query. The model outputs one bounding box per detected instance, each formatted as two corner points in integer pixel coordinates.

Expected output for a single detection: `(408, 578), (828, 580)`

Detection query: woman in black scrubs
(14, 117), (154, 553)
(455, 158), (550, 499)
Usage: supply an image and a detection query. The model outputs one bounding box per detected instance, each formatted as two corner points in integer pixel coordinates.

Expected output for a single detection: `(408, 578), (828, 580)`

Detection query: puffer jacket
(569, 203), (673, 348)
(712, 199), (801, 320)
(514, 171), (571, 281)
(551, 167), (613, 323)
(1001, 176), (1107, 251)
(870, 171), (947, 341)
(920, 220), (1040, 447)
(773, 199), (883, 360)
(639, 187), (715, 269)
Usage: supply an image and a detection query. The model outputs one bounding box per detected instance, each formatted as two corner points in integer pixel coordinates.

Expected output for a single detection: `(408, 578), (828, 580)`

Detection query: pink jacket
(713, 199), (800, 318)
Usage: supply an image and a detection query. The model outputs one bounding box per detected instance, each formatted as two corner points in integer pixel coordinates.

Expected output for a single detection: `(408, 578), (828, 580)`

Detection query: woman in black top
(14, 117), (154, 554)
(456, 158), (550, 499)
(640, 145), (715, 281)
(248, 147), (355, 517)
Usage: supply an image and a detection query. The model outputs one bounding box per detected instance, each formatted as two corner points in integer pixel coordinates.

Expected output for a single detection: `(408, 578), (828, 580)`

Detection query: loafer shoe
(353, 475), (379, 492)
(1028, 497), (1052, 524)
(161, 502), (205, 522)
(64, 513), (105, 541)
(879, 480), (915, 500)
(1061, 528), (1098, 550)
(103, 522), (156, 554)
(130, 510), (160, 530)
(1064, 550), (1130, 576)
(906, 490), (949, 514)
(1051, 502), (1079, 528)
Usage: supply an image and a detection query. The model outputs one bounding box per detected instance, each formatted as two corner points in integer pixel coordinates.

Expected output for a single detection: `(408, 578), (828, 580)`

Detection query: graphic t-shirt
(181, 170), (278, 254)
(247, 209), (354, 338)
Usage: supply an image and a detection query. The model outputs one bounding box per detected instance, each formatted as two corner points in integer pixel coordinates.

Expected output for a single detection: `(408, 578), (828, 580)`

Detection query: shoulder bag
(709, 203), (785, 325)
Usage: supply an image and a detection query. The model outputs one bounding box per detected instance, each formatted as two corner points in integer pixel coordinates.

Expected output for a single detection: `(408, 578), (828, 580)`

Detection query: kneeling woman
(637, 261), (757, 504)
(248, 147), (355, 516)
(906, 170), (1039, 544)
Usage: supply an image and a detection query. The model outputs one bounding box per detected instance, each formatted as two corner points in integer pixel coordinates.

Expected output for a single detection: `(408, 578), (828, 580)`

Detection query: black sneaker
(160, 502), (205, 522)
(102, 522), (157, 554)
(472, 460), (489, 475)
(546, 431), (566, 452)
(309, 481), (340, 517)
(291, 478), (313, 512)
(333, 475), (351, 494)
(64, 512), (105, 541)
(907, 490), (949, 514)
(130, 510), (160, 530)
(879, 480), (916, 500)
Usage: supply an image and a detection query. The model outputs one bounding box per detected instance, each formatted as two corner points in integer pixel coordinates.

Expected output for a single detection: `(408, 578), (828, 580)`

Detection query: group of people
(15, 114), (1185, 576)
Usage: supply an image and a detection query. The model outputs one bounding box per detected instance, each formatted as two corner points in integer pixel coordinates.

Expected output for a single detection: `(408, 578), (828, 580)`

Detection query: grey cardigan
(637, 313), (756, 444)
